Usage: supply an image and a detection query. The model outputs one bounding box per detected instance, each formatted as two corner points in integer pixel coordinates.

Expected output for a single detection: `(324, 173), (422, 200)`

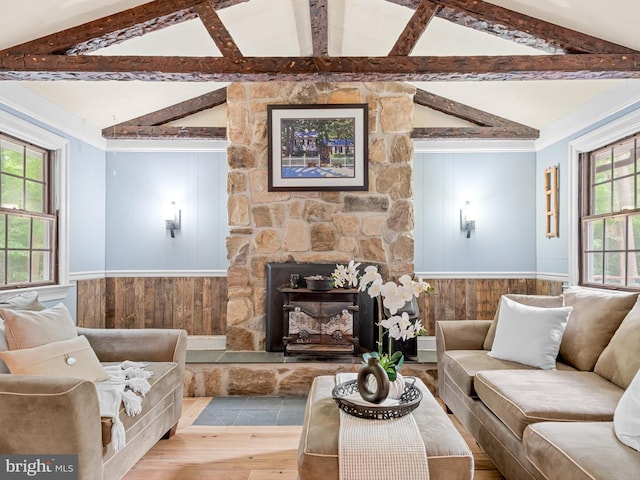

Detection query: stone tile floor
(193, 396), (308, 426)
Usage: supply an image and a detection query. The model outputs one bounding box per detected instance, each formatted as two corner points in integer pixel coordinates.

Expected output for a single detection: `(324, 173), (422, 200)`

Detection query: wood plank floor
(123, 397), (504, 480)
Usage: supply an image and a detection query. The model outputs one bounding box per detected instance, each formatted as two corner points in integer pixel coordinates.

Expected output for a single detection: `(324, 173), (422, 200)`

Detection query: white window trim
(0, 109), (70, 302)
(568, 108), (640, 286)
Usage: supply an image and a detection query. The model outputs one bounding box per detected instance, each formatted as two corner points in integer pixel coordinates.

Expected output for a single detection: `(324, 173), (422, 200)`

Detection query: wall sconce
(164, 201), (181, 238)
(460, 201), (475, 238)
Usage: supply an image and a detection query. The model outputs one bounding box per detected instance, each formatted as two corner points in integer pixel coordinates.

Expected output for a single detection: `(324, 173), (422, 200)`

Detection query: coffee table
(297, 375), (473, 480)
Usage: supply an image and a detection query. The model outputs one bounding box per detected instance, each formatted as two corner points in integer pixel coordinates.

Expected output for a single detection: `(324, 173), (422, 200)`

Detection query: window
(0, 133), (56, 289)
(580, 132), (640, 289)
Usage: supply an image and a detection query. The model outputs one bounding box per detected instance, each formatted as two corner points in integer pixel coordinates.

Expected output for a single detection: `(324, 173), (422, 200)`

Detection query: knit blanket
(95, 361), (153, 452)
(336, 373), (429, 480)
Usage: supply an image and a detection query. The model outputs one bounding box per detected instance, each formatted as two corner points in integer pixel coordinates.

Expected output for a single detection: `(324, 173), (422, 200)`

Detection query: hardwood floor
(124, 397), (504, 480)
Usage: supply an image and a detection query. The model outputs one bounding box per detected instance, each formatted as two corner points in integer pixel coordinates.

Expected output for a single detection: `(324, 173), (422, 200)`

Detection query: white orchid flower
(359, 265), (381, 290)
(367, 278), (383, 298)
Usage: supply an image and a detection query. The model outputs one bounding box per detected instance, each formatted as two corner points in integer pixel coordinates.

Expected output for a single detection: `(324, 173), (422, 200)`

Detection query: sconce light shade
(164, 201), (181, 238)
(460, 201), (475, 238)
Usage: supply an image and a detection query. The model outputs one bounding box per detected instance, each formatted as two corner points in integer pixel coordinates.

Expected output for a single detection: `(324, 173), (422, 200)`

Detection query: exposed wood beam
(411, 126), (539, 139)
(1, 53), (639, 82)
(1, 0), (201, 55)
(413, 88), (539, 139)
(385, 0), (638, 54)
(194, 1), (243, 59)
(309, 0), (329, 56)
(415, 88), (513, 127)
(103, 126), (226, 139)
(389, 1), (440, 56)
(118, 88), (227, 127)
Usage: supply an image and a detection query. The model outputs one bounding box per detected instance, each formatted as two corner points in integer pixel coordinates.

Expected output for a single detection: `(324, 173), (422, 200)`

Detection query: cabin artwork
(279, 117), (356, 178)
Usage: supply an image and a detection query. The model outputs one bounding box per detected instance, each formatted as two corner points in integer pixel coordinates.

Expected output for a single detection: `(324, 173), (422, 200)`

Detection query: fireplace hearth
(265, 263), (376, 354)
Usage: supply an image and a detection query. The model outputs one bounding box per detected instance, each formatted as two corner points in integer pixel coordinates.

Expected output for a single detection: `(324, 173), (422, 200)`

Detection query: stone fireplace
(226, 82), (416, 351)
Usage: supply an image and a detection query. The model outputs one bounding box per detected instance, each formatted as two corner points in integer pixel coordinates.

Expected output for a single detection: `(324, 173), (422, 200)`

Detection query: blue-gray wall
(414, 150), (537, 273)
(105, 150), (228, 271)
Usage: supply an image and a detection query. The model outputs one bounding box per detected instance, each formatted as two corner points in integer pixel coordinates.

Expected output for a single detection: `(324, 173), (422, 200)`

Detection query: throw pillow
(1, 303), (77, 351)
(483, 294), (564, 350)
(561, 287), (638, 371)
(595, 296), (640, 389)
(0, 291), (45, 311)
(0, 318), (7, 374)
(614, 368), (640, 452)
(488, 296), (572, 369)
(0, 335), (108, 382)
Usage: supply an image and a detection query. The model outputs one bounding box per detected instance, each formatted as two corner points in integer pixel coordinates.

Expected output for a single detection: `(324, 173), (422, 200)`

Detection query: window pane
(605, 251), (625, 285)
(1, 174), (23, 209)
(0, 251), (5, 285)
(584, 251), (603, 284)
(593, 183), (612, 215)
(593, 149), (612, 184)
(1, 140), (24, 176)
(0, 215), (5, 249)
(629, 215), (640, 251)
(32, 219), (50, 249)
(613, 140), (634, 179)
(31, 251), (49, 282)
(604, 217), (625, 250)
(7, 216), (30, 249)
(628, 252), (640, 287)
(613, 177), (635, 211)
(25, 149), (44, 181)
(7, 250), (28, 284)
(25, 180), (43, 213)
(585, 219), (604, 251)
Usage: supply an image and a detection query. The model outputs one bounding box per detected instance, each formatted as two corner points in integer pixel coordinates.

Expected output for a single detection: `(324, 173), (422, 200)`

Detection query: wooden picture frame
(267, 104), (368, 191)
(544, 165), (559, 238)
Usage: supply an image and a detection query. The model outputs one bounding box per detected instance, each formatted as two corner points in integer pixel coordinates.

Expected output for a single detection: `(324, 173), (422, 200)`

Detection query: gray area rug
(194, 396), (307, 426)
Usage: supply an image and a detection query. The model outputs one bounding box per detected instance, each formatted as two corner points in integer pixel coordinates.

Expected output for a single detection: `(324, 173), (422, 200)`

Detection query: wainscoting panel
(419, 278), (564, 335)
(76, 277), (227, 335)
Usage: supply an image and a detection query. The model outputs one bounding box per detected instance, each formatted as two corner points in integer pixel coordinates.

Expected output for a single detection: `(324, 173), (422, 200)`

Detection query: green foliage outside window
(0, 134), (54, 288)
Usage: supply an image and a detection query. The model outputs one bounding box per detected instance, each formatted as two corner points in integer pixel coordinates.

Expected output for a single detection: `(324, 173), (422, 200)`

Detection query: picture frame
(267, 104), (369, 191)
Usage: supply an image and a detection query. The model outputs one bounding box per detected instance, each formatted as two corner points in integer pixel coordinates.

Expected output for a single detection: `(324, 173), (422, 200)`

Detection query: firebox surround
(265, 262), (376, 354)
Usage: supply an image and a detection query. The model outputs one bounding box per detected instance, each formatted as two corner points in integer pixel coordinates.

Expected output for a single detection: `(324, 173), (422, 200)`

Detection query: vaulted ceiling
(1, 0), (639, 140)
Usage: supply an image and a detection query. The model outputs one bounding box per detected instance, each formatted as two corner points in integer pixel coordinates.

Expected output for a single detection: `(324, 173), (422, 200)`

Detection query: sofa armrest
(0, 375), (104, 479)
(77, 327), (187, 370)
(436, 320), (492, 356)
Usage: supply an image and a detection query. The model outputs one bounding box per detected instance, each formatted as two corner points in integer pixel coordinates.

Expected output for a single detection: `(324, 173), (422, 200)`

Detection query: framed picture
(267, 104), (369, 191)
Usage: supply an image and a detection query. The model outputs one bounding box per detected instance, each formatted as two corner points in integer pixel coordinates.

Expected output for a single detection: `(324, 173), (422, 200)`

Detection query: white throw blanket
(95, 361), (153, 452)
(336, 373), (429, 480)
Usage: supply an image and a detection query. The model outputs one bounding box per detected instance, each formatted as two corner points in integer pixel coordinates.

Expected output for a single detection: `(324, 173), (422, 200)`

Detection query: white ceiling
(1, 0), (640, 131)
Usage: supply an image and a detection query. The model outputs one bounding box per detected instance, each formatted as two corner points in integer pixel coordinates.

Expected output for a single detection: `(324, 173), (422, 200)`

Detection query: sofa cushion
(594, 296), (640, 389)
(0, 292), (46, 373)
(560, 287), (638, 371)
(475, 370), (623, 440)
(441, 350), (575, 397)
(0, 335), (109, 382)
(524, 422), (640, 480)
(488, 296), (571, 369)
(614, 368), (640, 452)
(483, 294), (564, 350)
(1, 303), (77, 350)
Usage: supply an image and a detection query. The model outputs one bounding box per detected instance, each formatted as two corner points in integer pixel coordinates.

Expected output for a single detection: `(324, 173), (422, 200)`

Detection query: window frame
(570, 108), (640, 290)
(0, 110), (69, 302)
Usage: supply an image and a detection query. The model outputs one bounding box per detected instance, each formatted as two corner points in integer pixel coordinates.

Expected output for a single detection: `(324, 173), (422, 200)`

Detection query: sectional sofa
(436, 286), (640, 480)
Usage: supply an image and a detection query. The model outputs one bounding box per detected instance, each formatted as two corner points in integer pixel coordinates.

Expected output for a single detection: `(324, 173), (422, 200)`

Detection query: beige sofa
(0, 326), (187, 480)
(436, 286), (640, 480)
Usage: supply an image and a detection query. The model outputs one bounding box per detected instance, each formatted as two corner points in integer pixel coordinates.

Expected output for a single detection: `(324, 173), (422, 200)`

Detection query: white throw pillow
(488, 296), (572, 369)
(614, 368), (640, 451)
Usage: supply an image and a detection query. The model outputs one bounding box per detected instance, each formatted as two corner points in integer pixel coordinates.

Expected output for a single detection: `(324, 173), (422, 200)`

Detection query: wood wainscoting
(76, 277), (227, 335)
(76, 276), (562, 338)
(419, 278), (564, 335)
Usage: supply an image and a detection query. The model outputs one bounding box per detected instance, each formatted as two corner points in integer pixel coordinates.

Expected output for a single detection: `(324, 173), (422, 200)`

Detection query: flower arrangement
(332, 262), (434, 380)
